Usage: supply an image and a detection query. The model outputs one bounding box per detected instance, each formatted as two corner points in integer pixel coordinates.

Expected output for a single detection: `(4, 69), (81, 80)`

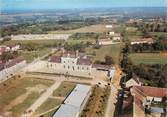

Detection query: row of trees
(130, 21), (167, 33)
(70, 32), (99, 40)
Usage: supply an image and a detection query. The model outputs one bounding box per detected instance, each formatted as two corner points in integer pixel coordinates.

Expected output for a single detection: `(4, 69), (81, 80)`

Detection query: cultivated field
(129, 53), (167, 64)
(0, 76), (54, 117)
(85, 44), (123, 64)
(48, 24), (111, 34)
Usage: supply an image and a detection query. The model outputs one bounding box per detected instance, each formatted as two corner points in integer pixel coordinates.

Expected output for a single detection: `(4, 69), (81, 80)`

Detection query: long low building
(53, 84), (91, 117)
(0, 57), (26, 82)
(9, 34), (71, 40)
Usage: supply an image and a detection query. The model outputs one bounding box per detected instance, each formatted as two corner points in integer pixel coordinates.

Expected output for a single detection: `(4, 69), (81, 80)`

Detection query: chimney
(76, 50), (79, 57)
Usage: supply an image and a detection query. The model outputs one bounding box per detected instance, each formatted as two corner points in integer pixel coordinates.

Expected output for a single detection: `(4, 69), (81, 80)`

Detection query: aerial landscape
(0, 0), (167, 117)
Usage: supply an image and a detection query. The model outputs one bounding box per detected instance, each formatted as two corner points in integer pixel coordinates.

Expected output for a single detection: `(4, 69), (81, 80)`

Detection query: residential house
(131, 86), (167, 117)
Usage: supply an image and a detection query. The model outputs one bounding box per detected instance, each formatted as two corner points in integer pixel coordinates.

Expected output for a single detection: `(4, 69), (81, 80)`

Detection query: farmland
(129, 53), (167, 65)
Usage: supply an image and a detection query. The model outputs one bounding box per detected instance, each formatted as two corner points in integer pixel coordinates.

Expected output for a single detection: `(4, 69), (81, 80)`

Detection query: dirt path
(22, 81), (63, 117)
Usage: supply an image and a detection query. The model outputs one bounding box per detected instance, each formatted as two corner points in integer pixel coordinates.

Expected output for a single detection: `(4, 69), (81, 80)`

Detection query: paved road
(22, 80), (63, 117)
(105, 65), (123, 117)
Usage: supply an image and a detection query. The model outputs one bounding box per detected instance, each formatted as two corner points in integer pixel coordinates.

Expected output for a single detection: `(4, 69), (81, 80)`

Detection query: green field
(53, 82), (76, 97)
(0, 77), (54, 117)
(85, 44), (123, 64)
(129, 53), (167, 64)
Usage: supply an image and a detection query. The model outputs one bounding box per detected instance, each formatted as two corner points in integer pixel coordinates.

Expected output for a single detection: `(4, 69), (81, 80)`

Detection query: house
(125, 74), (142, 88)
(6, 44), (20, 51)
(109, 31), (115, 35)
(0, 57), (26, 83)
(131, 38), (154, 45)
(131, 86), (167, 117)
(0, 44), (20, 55)
(98, 39), (113, 45)
(53, 84), (91, 117)
(108, 32), (121, 42)
(48, 51), (92, 74)
(0, 46), (8, 55)
(47, 50), (115, 78)
(111, 33), (121, 41)
(105, 25), (113, 28)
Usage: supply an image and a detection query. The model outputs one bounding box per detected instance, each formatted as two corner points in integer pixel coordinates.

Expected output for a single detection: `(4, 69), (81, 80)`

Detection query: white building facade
(0, 57), (26, 83)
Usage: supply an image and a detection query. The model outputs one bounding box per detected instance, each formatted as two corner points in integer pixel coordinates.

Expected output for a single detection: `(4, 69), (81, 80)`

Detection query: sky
(1, 0), (167, 11)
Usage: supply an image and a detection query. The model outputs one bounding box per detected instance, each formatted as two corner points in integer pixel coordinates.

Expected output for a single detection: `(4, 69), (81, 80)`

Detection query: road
(105, 65), (123, 117)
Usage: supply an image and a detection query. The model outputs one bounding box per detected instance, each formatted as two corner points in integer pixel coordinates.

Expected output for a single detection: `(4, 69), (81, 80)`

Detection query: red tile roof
(92, 64), (111, 70)
(0, 46), (7, 53)
(62, 51), (77, 58)
(49, 56), (61, 63)
(77, 58), (92, 65)
(122, 96), (133, 110)
(134, 96), (145, 110)
(133, 86), (167, 98)
(0, 63), (5, 71)
(5, 57), (25, 68)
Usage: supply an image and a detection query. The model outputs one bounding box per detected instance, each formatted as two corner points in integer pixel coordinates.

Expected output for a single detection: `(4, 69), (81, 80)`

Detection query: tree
(104, 55), (114, 65)
(0, 52), (14, 62)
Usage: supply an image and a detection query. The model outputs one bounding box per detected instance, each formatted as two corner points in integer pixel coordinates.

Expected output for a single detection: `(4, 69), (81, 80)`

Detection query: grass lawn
(53, 82), (76, 97)
(85, 44), (123, 64)
(129, 53), (167, 65)
(48, 24), (110, 34)
(35, 98), (62, 116)
(0, 77), (54, 116)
